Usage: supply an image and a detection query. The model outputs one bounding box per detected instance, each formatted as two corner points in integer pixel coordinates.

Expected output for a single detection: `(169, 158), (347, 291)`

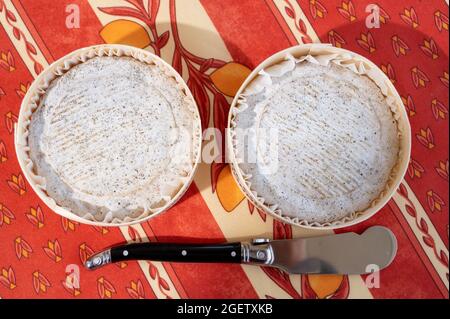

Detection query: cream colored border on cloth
(15, 44), (202, 227)
(228, 43), (411, 229)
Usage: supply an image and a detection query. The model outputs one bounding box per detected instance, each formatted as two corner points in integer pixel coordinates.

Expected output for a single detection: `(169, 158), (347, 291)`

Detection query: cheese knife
(84, 226), (396, 274)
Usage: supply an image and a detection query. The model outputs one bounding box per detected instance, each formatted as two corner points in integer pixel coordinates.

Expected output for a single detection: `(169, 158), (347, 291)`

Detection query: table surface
(0, 0), (448, 299)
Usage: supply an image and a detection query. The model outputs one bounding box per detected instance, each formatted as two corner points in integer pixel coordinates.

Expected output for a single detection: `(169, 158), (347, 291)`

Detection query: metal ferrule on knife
(241, 239), (274, 265)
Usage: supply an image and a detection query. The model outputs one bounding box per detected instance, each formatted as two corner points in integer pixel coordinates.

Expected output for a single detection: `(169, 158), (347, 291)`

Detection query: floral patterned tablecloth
(0, 0), (448, 299)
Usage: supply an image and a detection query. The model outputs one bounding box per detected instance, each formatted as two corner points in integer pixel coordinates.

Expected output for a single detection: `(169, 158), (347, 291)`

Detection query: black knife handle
(110, 242), (242, 263)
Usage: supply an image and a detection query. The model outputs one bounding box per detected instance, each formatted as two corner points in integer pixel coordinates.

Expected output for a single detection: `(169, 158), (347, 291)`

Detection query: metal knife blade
(269, 226), (397, 274)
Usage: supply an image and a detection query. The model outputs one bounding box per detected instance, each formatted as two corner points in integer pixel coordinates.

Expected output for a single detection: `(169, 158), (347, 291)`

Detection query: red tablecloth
(0, 0), (448, 299)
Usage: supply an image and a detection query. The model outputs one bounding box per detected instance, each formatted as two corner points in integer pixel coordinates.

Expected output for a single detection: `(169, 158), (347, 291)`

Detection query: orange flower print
(115, 261), (128, 269)
(408, 158), (425, 179)
(309, 0), (327, 19)
(43, 239), (63, 262)
(400, 7), (419, 28)
(416, 127), (434, 149)
(25, 206), (44, 228)
(431, 99), (448, 120)
(440, 71), (449, 88)
(97, 277), (116, 299)
(32, 271), (51, 294)
(0, 139), (7, 163)
(62, 280), (81, 297)
(402, 95), (416, 117)
(0, 87), (5, 99)
(93, 225), (109, 235)
(0, 202), (15, 226)
(427, 190), (445, 213)
(62, 264), (81, 297)
(380, 63), (396, 83)
(357, 32), (376, 53)
(61, 216), (78, 232)
(15, 237), (33, 259)
(328, 30), (346, 48)
(7, 173), (26, 195)
(0, 266), (16, 289)
(411, 67), (430, 88)
(420, 38), (439, 60)
(79, 243), (95, 265)
(434, 10), (449, 32)
(392, 35), (410, 57)
(378, 5), (390, 24)
(0, 50), (15, 72)
(337, 0), (356, 22)
(126, 279), (145, 299)
(435, 160), (449, 181)
(5, 111), (18, 134)
(15, 82), (30, 98)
